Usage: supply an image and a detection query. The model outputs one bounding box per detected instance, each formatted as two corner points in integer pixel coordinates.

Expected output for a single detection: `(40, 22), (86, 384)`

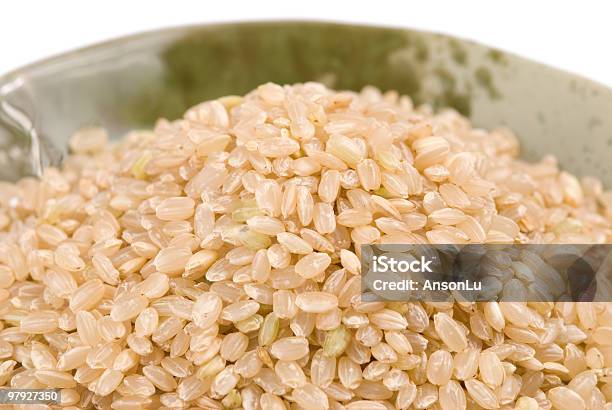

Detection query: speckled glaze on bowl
(1, 21), (611, 183)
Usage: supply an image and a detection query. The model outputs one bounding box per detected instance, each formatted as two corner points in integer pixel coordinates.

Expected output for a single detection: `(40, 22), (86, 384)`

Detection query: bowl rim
(1, 20), (612, 94)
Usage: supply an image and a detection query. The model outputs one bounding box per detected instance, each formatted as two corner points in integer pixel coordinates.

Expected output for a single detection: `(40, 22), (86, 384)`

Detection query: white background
(1, 0), (611, 87)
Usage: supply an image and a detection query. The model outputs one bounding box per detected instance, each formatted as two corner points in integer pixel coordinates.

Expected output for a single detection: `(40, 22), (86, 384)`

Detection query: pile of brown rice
(0, 82), (611, 410)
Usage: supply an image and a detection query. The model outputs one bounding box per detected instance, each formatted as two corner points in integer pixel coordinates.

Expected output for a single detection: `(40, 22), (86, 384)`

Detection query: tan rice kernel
(156, 197), (195, 221)
(295, 252), (332, 279)
(295, 292), (338, 313)
(270, 336), (310, 361)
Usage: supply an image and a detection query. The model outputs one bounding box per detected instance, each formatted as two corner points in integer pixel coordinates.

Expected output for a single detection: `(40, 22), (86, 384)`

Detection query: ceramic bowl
(1, 22), (610, 183)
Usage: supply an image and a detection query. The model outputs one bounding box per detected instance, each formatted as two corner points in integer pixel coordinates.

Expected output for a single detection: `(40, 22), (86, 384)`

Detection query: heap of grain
(0, 82), (611, 409)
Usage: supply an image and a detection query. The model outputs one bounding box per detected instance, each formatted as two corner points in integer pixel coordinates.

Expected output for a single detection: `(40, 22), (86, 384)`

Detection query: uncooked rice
(0, 81), (611, 410)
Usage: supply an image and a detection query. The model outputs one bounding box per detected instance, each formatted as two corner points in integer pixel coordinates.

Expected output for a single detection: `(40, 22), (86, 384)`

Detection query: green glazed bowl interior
(0, 21), (611, 184)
